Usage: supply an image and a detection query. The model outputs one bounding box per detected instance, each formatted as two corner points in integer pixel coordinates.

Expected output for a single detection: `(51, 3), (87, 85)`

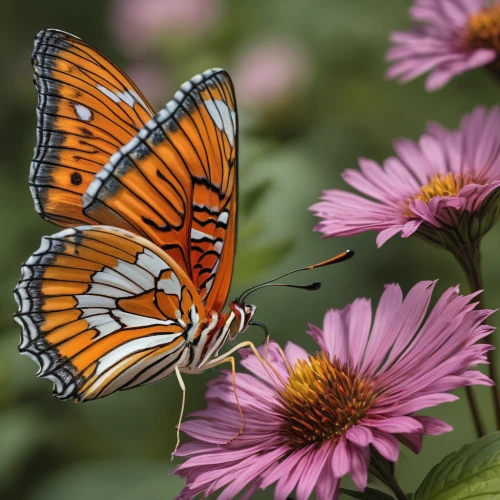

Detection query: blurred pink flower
(110, 0), (222, 54)
(232, 39), (311, 110)
(387, 0), (500, 91)
(124, 62), (170, 109)
(174, 282), (493, 499)
(311, 106), (500, 249)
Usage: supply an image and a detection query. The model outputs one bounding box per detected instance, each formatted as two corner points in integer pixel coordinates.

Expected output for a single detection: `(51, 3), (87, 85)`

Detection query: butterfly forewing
(31, 29), (154, 227)
(14, 225), (206, 401)
(83, 69), (238, 312)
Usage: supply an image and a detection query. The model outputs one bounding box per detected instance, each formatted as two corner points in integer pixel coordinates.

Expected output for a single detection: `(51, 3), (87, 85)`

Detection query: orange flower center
(276, 353), (375, 448)
(463, 4), (500, 53)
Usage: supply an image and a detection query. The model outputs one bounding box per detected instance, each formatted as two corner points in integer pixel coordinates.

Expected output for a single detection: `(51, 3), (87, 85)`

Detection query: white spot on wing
(181, 81), (193, 93)
(74, 104), (92, 121)
(96, 85), (151, 115)
(75, 295), (116, 309)
(114, 260), (155, 290)
(192, 74), (203, 84)
(204, 100), (236, 146)
(114, 311), (175, 328)
(96, 84), (120, 103)
(88, 283), (130, 298)
(94, 334), (183, 376)
(93, 268), (143, 294)
(191, 229), (213, 241)
(157, 273), (182, 298)
(204, 276), (214, 295)
(129, 90), (150, 112)
(81, 308), (109, 318)
(86, 314), (122, 338)
(218, 211), (229, 225)
(136, 249), (169, 276)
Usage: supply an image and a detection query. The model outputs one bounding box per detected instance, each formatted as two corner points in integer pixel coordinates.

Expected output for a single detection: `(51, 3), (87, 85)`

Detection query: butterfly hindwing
(14, 225), (206, 401)
(31, 29), (154, 227)
(83, 69), (238, 312)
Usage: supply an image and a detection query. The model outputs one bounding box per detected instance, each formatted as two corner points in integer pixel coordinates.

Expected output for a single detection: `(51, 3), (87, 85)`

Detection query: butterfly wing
(83, 69), (238, 313)
(14, 225), (205, 401)
(31, 29), (154, 227)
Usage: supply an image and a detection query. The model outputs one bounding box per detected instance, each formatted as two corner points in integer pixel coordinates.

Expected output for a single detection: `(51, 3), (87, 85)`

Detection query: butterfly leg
(277, 345), (293, 375)
(206, 355), (245, 443)
(172, 365), (187, 460)
(204, 340), (287, 392)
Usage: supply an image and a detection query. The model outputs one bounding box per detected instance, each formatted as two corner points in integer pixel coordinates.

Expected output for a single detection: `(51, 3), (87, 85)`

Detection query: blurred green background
(2, 0), (500, 498)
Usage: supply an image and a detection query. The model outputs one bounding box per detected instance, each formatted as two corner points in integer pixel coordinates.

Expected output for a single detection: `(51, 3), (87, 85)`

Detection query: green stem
(486, 59), (500, 85)
(453, 242), (500, 432)
(369, 450), (408, 500)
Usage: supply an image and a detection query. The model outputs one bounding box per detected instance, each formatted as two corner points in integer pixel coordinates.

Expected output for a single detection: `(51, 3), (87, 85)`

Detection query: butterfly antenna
(238, 249), (354, 303)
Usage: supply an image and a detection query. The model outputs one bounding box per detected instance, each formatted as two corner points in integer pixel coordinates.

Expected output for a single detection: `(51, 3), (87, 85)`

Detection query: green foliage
(240, 179), (274, 216)
(414, 431), (500, 500)
(2, 0), (500, 498)
(27, 461), (183, 500)
(233, 238), (294, 285)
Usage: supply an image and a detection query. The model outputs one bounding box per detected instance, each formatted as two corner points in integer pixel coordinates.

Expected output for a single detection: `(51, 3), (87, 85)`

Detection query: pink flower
(386, 0), (500, 91)
(174, 282), (493, 500)
(311, 106), (500, 249)
(110, 0), (223, 55)
(123, 62), (170, 109)
(232, 39), (312, 111)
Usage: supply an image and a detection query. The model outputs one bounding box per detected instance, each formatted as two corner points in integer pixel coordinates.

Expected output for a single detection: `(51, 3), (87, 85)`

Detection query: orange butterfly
(15, 30), (352, 421)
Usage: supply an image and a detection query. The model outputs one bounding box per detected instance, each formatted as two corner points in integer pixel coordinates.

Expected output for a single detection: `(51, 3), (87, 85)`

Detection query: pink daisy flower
(311, 106), (500, 250)
(387, 0), (500, 91)
(174, 281), (493, 500)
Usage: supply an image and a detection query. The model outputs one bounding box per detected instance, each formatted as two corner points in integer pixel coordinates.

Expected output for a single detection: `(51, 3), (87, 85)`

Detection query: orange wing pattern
(83, 69), (238, 313)
(14, 226), (206, 401)
(31, 29), (154, 227)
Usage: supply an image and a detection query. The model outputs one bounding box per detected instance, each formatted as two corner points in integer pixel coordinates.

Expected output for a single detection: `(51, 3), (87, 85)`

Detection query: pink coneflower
(387, 0), (500, 91)
(174, 282), (493, 499)
(311, 106), (500, 251)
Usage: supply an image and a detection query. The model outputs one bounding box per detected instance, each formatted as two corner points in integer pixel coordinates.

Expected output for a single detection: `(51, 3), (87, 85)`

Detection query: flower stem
(487, 59), (500, 85)
(369, 450), (408, 500)
(453, 241), (500, 432)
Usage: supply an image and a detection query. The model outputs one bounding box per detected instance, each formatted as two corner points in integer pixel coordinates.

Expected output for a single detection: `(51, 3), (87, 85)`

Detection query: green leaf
(340, 487), (394, 499)
(414, 430), (500, 500)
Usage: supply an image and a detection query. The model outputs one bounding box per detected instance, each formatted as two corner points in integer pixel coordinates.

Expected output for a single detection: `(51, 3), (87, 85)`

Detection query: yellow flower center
(463, 4), (500, 53)
(412, 173), (474, 205)
(276, 353), (375, 448)
(404, 173), (483, 216)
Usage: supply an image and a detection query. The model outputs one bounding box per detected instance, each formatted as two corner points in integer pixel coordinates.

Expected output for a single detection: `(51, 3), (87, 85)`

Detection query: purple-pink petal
(370, 430), (400, 462)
